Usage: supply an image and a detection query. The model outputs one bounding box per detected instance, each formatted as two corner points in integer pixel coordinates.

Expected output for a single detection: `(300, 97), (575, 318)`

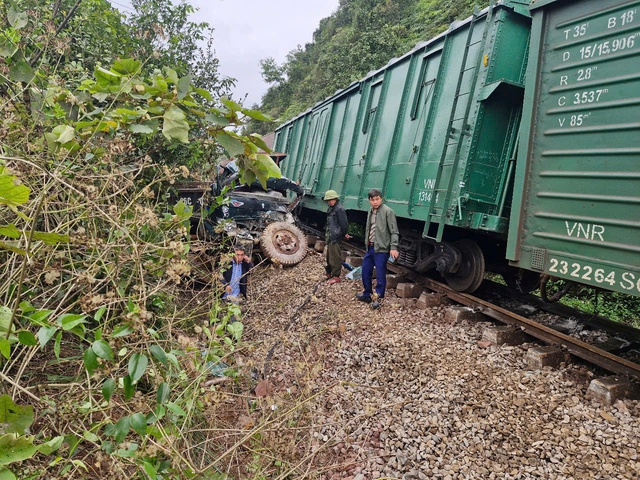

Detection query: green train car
(508, 0), (640, 297)
(274, 0), (640, 297)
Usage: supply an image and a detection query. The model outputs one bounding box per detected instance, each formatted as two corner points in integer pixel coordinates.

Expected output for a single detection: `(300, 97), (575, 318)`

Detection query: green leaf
(0, 466), (17, 480)
(194, 87), (213, 102)
(94, 306), (106, 322)
(17, 331), (36, 346)
(91, 340), (113, 361)
(111, 323), (133, 338)
(58, 313), (87, 331)
(162, 107), (189, 143)
(51, 125), (75, 145)
(27, 309), (53, 326)
(37, 326), (57, 348)
(7, 7), (28, 30)
(123, 375), (135, 401)
(149, 345), (167, 365)
(142, 461), (158, 480)
(216, 131), (245, 157)
(53, 331), (61, 358)
(0, 434), (36, 466)
(0, 242), (25, 255)
(220, 96), (242, 111)
(165, 68), (179, 85)
(83, 348), (98, 374)
(0, 395), (34, 435)
(0, 173), (30, 208)
(31, 232), (69, 244)
(227, 321), (244, 342)
(104, 417), (129, 444)
(129, 413), (147, 437)
(0, 225), (20, 239)
(94, 66), (121, 89)
(111, 58), (141, 76)
(36, 436), (64, 455)
(127, 353), (148, 384)
(0, 306), (13, 336)
(129, 124), (154, 134)
(249, 134), (272, 153)
(166, 402), (187, 417)
(254, 154), (282, 187)
(8, 61), (34, 83)
(0, 37), (17, 58)
(156, 382), (170, 406)
(0, 340), (9, 360)
(242, 108), (272, 122)
(177, 74), (191, 100)
(204, 113), (230, 126)
(102, 378), (116, 402)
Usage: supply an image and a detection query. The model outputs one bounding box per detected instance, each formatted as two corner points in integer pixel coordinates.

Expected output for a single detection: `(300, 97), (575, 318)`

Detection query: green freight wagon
(507, 0), (640, 297)
(274, 0), (532, 291)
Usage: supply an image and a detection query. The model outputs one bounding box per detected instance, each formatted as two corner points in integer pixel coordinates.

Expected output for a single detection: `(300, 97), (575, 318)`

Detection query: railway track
(306, 228), (640, 381)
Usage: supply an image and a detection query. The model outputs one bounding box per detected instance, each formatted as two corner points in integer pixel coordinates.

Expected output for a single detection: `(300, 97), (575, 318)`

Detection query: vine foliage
(0, 1), (275, 478)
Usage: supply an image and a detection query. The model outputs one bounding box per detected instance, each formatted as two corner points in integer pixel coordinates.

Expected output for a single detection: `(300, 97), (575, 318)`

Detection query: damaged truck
(177, 154), (308, 266)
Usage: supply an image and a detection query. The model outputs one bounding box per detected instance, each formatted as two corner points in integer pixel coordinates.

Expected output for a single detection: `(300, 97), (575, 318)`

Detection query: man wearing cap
(323, 189), (349, 285)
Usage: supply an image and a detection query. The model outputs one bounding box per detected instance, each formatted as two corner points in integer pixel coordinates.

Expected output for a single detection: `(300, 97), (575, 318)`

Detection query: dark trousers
(325, 242), (343, 277)
(362, 246), (389, 298)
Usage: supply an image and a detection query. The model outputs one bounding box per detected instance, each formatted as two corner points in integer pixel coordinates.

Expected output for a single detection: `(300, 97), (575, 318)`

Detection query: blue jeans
(361, 246), (389, 298)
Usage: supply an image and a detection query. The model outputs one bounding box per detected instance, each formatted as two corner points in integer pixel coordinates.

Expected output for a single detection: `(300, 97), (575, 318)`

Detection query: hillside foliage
(0, 0), (277, 478)
(247, 0), (478, 134)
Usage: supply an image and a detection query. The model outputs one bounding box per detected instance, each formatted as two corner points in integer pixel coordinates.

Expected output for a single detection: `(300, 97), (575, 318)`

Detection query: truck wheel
(260, 222), (307, 266)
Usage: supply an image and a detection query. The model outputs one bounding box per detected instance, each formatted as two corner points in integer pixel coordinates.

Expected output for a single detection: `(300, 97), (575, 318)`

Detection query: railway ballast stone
(587, 376), (640, 406)
(416, 291), (446, 310)
(527, 345), (568, 370)
(395, 282), (423, 298)
(344, 255), (363, 267)
(482, 325), (526, 346)
(233, 254), (640, 478)
(385, 274), (404, 289)
(444, 305), (484, 323)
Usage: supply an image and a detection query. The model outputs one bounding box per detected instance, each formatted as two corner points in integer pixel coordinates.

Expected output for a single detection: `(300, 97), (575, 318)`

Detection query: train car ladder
(424, 4), (494, 241)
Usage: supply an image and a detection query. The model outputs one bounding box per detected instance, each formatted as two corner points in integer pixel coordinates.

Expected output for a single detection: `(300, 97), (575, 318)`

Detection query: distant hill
(248, 0), (480, 134)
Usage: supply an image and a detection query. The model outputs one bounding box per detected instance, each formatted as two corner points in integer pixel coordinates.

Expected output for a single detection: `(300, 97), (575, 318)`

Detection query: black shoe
(356, 293), (372, 303)
(371, 300), (381, 310)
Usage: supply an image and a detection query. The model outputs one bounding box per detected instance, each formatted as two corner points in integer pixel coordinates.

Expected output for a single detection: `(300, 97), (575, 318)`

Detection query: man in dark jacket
(323, 189), (349, 285)
(356, 189), (399, 309)
(222, 245), (253, 302)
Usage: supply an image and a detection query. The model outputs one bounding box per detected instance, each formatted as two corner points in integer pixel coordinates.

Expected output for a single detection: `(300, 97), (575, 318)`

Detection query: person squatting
(221, 244), (253, 304)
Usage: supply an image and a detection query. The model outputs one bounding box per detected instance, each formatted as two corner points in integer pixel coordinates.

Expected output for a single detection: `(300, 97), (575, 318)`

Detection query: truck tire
(260, 222), (307, 266)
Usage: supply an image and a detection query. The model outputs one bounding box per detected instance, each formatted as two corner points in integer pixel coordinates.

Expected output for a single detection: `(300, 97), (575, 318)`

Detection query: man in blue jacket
(356, 189), (399, 309)
(222, 245), (254, 303)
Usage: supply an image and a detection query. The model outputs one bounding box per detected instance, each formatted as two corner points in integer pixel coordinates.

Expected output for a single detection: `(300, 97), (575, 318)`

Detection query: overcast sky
(111, 0), (340, 106)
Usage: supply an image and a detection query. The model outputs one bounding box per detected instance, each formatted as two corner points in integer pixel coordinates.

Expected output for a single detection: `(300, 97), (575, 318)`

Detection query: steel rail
(305, 228), (640, 378)
(401, 271), (640, 378)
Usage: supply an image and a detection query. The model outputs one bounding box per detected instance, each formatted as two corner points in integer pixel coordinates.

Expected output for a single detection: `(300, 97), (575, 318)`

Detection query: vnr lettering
(565, 221), (605, 241)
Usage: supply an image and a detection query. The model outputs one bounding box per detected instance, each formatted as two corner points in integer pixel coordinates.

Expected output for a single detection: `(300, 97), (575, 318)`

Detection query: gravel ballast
(232, 253), (640, 479)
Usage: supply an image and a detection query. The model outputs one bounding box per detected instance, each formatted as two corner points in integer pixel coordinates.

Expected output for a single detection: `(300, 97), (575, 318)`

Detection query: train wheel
(443, 239), (485, 293)
(260, 221), (307, 266)
(503, 268), (541, 294)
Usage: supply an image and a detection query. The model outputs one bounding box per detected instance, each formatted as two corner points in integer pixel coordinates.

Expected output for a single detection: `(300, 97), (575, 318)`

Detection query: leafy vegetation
(247, 0), (479, 134)
(0, 0), (280, 478)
